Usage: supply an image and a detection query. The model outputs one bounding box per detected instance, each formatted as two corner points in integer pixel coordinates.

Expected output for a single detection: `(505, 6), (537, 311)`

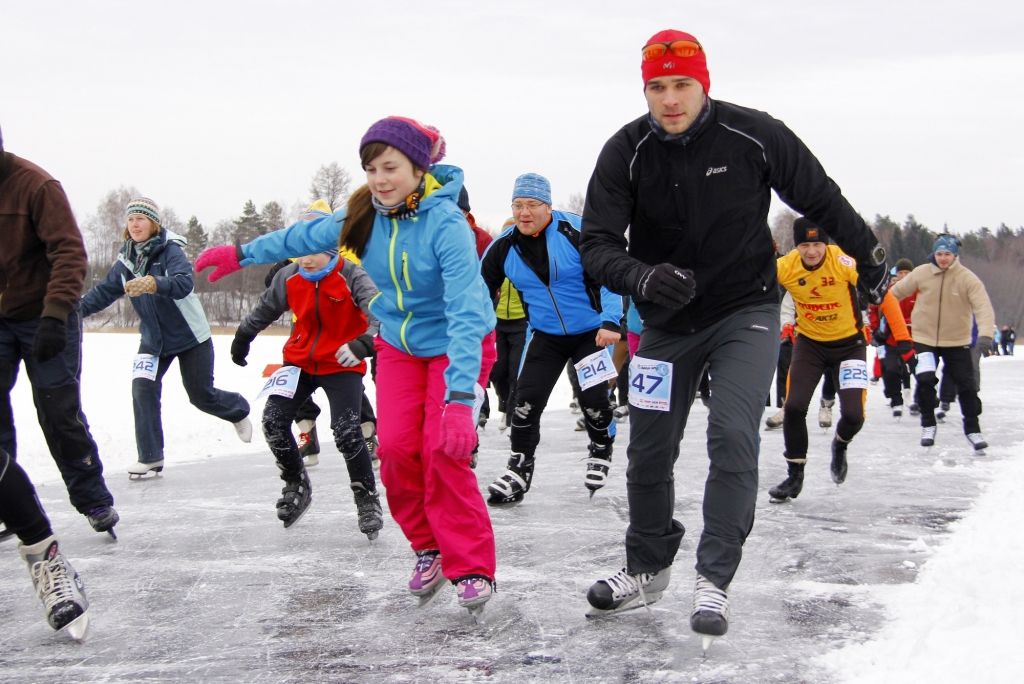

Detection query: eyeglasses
(641, 39), (702, 62)
(511, 201), (546, 213)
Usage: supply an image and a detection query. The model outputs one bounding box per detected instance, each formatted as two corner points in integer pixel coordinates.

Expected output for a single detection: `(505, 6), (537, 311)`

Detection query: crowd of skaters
(0, 25), (1005, 653)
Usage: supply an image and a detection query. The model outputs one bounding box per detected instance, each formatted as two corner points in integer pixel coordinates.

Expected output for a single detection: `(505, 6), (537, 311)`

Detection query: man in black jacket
(579, 29), (889, 644)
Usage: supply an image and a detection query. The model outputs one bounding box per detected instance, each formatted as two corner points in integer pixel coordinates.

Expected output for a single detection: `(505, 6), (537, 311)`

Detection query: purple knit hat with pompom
(359, 116), (446, 170)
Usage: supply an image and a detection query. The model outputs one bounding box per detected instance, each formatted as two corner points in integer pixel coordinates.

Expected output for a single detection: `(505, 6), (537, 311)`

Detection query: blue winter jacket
(481, 211), (621, 336)
(81, 228), (211, 356)
(240, 164), (495, 405)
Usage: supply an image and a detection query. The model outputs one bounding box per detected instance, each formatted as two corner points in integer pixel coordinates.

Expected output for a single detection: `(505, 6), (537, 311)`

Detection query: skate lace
(414, 551), (439, 574)
(604, 568), (649, 600)
(30, 556), (75, 611)
(693, 575), (729, 617)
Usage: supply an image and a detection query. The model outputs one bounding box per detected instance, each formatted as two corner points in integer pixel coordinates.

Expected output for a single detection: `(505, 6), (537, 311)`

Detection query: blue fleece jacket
(239, 164), (495, 405)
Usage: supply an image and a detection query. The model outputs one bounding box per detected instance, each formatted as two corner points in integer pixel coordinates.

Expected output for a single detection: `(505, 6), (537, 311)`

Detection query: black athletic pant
(263, 370), (376, 491)
(491, 318), (527, 421)
(511, 329), (614, 458)
(880, 343), (911, 407)
(783, 334), (867, 461)
(625, 304), (778, 589)
(915, 344), (981, 433)
(0, 448), (52, 545)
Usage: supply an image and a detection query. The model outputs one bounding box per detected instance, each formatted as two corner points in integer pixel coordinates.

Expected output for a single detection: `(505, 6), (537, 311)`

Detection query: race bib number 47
(257, 365), (301, 401)
(628, 356), (673, 412)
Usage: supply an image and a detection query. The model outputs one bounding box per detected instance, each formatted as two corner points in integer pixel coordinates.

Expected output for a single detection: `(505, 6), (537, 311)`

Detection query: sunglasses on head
(641, 39), (702, 62)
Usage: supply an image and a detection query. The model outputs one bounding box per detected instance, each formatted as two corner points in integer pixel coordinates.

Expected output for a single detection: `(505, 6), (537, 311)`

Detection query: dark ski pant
(915, 344), (981, 433)
(511, 329), (615, 459)
(293, 388), (376, 428)
(491, 318), (527, 419)
(625, 304), (778, 590)
(132, 338), (249, 463)
(880, 343), (912, 407)
(0, 447), (53, 546)
(0, 312), (114, 514)
(263, 369), (376, 491)
(783, 334), (867, 458)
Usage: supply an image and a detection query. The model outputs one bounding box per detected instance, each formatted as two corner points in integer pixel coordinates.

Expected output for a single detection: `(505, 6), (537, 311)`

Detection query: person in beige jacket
(889, 234), (994, 451)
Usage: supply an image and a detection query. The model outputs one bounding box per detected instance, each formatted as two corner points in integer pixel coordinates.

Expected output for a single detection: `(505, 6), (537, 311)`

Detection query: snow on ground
(2, 333), (1023, 683)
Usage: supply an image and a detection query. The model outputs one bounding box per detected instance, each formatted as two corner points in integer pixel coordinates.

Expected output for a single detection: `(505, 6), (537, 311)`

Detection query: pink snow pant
(374, 333), (497, 581)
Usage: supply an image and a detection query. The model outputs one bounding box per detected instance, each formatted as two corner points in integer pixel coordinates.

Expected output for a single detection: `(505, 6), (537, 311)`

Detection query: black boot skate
(86, 506), (119, 540)
(276, 468), (312, 528)
(352, 483), (384, 540)
(487, 452), (534, 505)
(768, 462), (805, 503)
(584, 442), (613, 497)
(830, 436), (850, 484)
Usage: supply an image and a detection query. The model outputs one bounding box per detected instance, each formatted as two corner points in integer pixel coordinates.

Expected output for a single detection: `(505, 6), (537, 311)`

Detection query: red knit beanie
(641, 29), (710, 94)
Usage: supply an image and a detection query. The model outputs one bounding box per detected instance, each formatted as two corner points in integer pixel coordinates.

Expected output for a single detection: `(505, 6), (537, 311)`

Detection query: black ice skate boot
(86, 506), (119, 539)
(691, 573), (730, 651)
(584, 442), (613, 497)
(276, 467), (312, 528)
(830, 436), (850, 484)
(487, 452), (535, 505)
(352, 483), (384, 540)
(768, 462), (805, 503)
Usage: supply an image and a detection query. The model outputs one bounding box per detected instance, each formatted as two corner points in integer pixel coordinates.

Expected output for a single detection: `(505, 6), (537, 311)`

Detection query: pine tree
(183, 216), (208, 262)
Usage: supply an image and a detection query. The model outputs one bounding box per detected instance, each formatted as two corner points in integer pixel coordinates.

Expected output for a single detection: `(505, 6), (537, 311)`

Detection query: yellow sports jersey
(777, 245), (862, 342)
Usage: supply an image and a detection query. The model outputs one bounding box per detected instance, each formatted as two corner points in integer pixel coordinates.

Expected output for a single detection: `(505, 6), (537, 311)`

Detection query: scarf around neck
(371, 178), (426, 220)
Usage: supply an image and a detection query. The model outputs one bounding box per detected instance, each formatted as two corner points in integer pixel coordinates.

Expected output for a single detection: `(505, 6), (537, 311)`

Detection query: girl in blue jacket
(195, 118), (498, 616)
(81, 198), (251, 478)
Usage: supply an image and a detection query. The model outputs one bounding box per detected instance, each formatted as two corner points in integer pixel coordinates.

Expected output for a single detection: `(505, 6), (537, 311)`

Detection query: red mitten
(780, 323), (796, 344)
(195, 245), (243, 283)
(440, 402), (476, 461)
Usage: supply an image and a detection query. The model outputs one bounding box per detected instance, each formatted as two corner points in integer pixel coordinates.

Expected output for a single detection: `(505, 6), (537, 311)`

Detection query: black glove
(977, 336), (993, 355)
(896, 339), (916, 362)
(634, 264), (696, 309)
(230, 332), (254, 367)
(32, 317), (67, 363)
(857, 261), (890, 306)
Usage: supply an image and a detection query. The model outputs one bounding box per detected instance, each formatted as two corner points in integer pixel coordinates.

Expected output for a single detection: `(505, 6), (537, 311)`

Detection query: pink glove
(195, 245), (242, 283)
(440, 402), (476, 461)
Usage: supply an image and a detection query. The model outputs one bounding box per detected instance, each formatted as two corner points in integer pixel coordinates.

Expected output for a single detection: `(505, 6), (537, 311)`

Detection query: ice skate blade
(128, 470), (162, 481)
(585, 591), (663, 618)
(466, 604), (487, 624)
(106, 528), (118, 541)
(701, 635), (717, 653)
(768, 495), (792, 504)
(364, 531), (380, 542)
(280, 500), (312, 529)
(413, 582), (447, 608)
(64, 611), (90, 642)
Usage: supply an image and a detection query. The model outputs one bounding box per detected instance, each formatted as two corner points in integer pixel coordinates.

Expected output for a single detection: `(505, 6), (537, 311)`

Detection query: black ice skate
(276, 468), (312, 528)
(352, 483), (384, 540)
(86, 506), (119, 540)
(691, 573), (730, 651)
(586, 566), (671, 617)
(487, 452), (534, 505)
(830, 436), (850, 484)
(768, 462), (805, 503)
(584, 442), (613, 497)
(20, 536), (90, 641)
(935, 402), (949, 422)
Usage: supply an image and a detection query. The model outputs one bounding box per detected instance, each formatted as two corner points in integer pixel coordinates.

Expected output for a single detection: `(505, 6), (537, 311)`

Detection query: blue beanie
(511, 173), (552, 205)
(932, 234), (960, 255)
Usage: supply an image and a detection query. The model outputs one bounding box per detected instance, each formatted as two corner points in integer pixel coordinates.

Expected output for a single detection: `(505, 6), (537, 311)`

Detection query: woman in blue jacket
(194, 118), (498, 617)
(81, 198), (251, 478)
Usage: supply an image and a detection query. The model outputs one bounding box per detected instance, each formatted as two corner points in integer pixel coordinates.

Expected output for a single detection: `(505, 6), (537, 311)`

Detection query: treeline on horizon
(78, 179), (1024, 333)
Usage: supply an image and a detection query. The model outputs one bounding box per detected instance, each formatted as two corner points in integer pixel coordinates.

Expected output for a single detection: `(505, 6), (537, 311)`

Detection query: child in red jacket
(231, 248), (383, 539)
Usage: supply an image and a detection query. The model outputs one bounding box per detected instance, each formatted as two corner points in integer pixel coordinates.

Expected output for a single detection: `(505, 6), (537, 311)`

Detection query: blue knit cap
(932, 234), (960, 255)
(511, 173), (552, 205)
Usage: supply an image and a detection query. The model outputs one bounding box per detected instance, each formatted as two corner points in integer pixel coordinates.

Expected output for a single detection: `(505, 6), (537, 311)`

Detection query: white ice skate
(586, 566), (671, 617)
(20, 536), (91, 641)
(233, 416), (253, 443)
(128, 460), (164, 480)
(818, 399), (834, 429)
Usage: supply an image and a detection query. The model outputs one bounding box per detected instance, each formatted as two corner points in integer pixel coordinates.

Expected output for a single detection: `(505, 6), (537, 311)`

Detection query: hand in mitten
(32, 317), (67, 363)
(440, 402), (476, 462)
(780, 323), (796, 344)
(230, 332), (253, 367)
(897, 339), (916, 362)
(124, 275), (157, 297)
(634, 263), (696, 309)
(195, 244), (244, 283)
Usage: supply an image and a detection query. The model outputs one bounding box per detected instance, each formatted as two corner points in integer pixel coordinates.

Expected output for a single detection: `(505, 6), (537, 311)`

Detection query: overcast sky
(4, 0), (1022, 236)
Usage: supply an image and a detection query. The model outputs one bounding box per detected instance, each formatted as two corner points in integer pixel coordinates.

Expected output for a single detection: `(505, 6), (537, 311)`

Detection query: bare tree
(562, 192), (586, 216)
(770, 207), (799, 255)
(309, 162), (352, 210)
